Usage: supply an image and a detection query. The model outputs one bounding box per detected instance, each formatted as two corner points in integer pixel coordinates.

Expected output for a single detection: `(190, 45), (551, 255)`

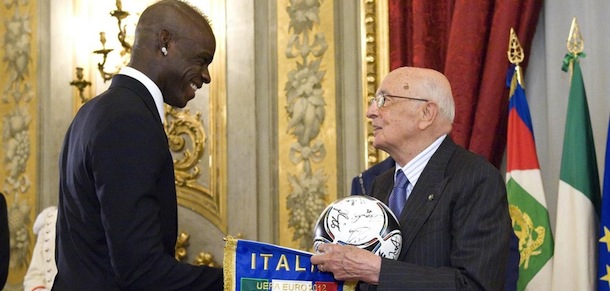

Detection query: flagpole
(553, 17), (601, 291)
(505, 28), (554, 291)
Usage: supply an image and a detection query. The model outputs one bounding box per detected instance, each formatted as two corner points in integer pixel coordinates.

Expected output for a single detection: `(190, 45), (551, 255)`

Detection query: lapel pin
(428, 194), (435, 201)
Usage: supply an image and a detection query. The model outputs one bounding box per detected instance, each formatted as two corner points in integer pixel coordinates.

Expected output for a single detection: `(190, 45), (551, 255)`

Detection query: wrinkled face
(366, 72), (426, 156)
(161, 22), (216, 108)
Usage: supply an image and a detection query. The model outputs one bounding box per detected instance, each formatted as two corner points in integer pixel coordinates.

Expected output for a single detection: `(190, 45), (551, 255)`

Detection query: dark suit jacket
(351, 155), (519, 291)
(0, 193), (8, 289)
(351, 157), (396, 196)
(54, 75), (222, 290)
(360, 137), (511, 290)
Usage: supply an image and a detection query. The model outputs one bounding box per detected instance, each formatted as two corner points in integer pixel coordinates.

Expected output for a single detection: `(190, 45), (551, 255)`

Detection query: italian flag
(506, 66), (554, 291)
(551, 57), (601, 290)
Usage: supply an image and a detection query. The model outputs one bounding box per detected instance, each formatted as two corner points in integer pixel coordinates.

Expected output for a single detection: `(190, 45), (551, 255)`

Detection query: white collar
(395, 134), (447, 189)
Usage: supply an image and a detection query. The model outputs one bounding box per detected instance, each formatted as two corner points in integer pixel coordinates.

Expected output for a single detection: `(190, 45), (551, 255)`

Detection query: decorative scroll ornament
(175, 231), (220, 267)
(509, 205), (546, 269)
(164, 106), (225, 232)
(165, 106), (206, 184)
(175, 232), (191, 261)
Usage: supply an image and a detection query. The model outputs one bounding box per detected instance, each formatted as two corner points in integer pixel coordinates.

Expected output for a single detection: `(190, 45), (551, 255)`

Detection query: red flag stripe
(507, 107), (540, 171)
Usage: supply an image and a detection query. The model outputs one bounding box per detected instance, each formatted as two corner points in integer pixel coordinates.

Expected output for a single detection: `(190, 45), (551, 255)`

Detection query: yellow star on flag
(601, 265), (610, 289)
(600, 226), (610, 252)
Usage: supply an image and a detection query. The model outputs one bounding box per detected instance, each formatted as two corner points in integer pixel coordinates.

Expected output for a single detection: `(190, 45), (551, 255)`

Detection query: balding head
(383, 67), (455, 124)
(367, 67), (455, 164)
(131, 0), (211, 60)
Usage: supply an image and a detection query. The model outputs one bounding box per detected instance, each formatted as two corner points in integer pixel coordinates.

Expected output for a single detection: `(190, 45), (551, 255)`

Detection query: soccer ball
(312, 195), (402, 260)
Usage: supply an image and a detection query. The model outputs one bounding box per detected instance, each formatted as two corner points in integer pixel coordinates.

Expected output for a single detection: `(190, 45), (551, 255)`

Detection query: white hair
(419, 74), (455, 123)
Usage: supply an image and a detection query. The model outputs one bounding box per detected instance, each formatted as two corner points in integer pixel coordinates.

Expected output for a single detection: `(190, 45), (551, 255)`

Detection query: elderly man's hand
(310, 243), (382, 284)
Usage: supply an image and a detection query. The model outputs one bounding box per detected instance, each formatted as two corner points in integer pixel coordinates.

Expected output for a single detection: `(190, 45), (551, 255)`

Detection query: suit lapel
(370, 169), (394, 204)
(368, 138), (461, 261)
(397, 137), (458, 261)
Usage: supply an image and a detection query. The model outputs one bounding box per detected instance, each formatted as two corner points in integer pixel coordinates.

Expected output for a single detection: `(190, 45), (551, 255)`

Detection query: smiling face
(160, 23), (216, 108)
(130, 0), (217, 108)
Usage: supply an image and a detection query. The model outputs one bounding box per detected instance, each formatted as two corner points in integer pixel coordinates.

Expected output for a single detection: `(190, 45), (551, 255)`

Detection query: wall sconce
(93, 0), (132, 83)
(69, 67), (91, 103)
(70, 0), (133, 100)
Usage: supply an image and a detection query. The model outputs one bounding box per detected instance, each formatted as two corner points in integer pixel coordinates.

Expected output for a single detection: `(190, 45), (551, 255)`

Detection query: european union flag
(599, 119), (610, 291)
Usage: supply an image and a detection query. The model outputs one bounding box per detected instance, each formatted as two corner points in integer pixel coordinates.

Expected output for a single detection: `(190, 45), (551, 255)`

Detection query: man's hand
(310, 243), (382, 284)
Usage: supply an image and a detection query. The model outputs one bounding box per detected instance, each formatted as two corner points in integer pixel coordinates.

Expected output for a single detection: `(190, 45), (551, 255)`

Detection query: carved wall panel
(277, 0), (338, 250)
(0, 0), (39, 287)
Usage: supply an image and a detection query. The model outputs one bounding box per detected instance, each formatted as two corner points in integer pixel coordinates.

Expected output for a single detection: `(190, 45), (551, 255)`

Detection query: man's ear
(418, 102), (437, 130)
(158, 29), (171, 50)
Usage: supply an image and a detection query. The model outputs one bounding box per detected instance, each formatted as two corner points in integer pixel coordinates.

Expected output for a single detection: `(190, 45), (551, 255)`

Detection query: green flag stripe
(559, 61), (601, 215)
(507, 178), (554, 290)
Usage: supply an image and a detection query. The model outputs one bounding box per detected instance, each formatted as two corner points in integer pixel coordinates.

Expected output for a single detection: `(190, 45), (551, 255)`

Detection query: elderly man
(312, 67), (511, 290)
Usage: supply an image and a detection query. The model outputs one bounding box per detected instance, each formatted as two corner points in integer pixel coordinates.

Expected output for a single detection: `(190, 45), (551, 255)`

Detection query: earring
(161, 47), (168, 56)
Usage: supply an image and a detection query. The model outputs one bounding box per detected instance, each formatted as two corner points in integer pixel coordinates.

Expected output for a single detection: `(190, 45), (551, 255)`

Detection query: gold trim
(507, 28), (525, 92)
(567, 17), (584, 56)
(509, 205), (547, 269)
(360, 0), (389, 168)
(223, 236), (238, 290)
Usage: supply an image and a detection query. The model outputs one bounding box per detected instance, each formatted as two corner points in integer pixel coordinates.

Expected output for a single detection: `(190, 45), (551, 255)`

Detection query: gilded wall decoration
(0, 0), (38, 285)
(170, 0), (229, 234)
(278, 0), (338, 250)
(71, 0), (228, 233)
(361, 0), (389, 167)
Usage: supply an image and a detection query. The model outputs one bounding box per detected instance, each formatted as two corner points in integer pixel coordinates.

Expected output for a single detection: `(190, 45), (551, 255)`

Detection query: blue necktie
(389, 170), (408, 218)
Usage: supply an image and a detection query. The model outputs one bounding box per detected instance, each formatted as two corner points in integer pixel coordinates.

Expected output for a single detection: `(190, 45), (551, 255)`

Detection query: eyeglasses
(370, 93), (428, 108)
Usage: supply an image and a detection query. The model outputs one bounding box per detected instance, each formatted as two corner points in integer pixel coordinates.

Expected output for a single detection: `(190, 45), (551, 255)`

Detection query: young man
(53, 1), (222, 289)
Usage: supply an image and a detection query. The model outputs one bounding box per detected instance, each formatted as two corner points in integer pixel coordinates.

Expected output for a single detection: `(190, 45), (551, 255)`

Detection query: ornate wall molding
(278, 0), (338, 250)
(360, 0), (389, 167)
(1, 0), (38, 286)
